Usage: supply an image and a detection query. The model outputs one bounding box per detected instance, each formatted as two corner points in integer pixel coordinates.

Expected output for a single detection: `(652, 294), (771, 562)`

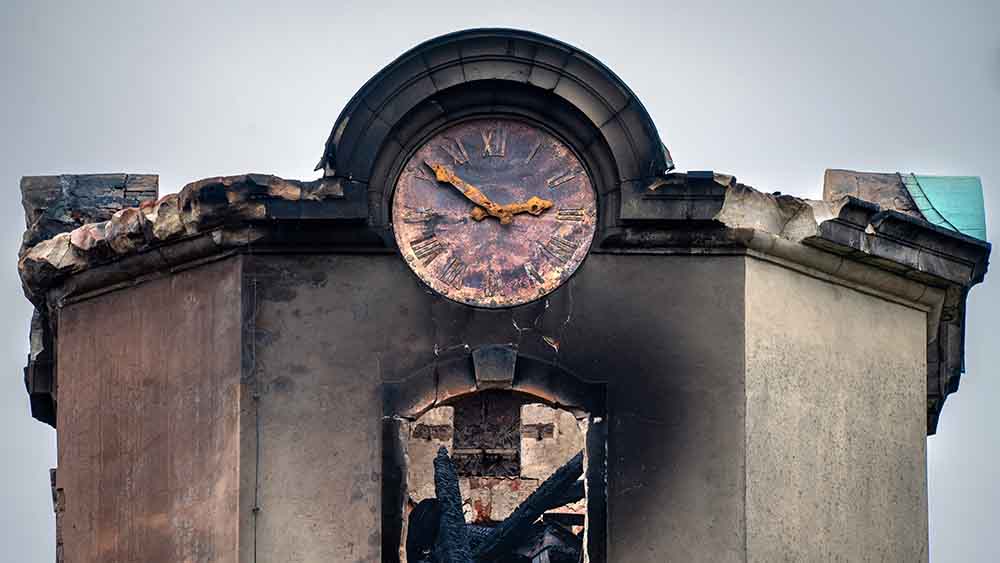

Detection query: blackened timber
(406, 499), (441, 563)
(541, 480), (584, 513)
(433, 447), (472, 563)
(473, 451), (584, 562)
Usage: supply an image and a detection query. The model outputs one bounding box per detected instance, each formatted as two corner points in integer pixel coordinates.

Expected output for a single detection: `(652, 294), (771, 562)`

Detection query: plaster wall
(56, 258), (243, 563)
(244, 252), (747, 563)
(569, 254), (747, 563)
(48, 250), (931, 563)
(242, 254), (431, 563)
(744, 257), (928, 562)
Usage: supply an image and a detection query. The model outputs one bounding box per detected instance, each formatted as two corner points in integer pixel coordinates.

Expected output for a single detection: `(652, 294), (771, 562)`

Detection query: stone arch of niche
(317, 28), (672, 196)
(382, 346), (607, 563)
(316, 29), (675, 238)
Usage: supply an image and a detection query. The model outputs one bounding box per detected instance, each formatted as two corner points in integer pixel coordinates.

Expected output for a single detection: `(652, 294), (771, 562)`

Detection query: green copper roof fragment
(901, 173), (988, 241)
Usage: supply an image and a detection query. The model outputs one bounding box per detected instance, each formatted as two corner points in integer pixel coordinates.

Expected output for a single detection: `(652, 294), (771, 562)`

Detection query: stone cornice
(18, 173), (365, 304)
(16, 170), (990, 433)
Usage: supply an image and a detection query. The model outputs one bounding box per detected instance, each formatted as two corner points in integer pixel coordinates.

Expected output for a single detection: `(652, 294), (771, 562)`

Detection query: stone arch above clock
(316, 28), (673, 227)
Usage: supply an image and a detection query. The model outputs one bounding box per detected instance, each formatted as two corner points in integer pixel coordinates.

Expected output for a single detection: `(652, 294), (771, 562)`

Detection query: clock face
(392, 118), (597, 308)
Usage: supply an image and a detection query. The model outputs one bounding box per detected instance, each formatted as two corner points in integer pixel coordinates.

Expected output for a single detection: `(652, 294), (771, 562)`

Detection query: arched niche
(382, 346), (607, 562)
(318, 28), (672, 230)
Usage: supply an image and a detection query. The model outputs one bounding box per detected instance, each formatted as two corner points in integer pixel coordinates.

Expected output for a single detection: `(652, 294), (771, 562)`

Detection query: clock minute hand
(425, 162), (554, 224)
(426, 162), (511, 223)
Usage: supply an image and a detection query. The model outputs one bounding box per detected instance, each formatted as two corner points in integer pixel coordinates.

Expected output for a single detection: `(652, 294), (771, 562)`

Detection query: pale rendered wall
(53, 251), (934, 562)
(56, 258), (243, 563)
(242, 255), (421, 563)
(572, 255), (748, 563)
(245, 253), (749, 562)
(744, 257), (928, 562)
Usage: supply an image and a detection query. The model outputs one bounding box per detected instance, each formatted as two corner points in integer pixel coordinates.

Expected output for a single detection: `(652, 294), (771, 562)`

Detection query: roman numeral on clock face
(401, 207), (436, 224)
(556, 207), (586, 222)
(539, 234), (578, 265)
(439, 138), (470, 165)
(525, 141), (542, 164)
(546, 171), (579, 190)
(481, 126), (507, 157)
(410, 234), (446, 265)
(523, 262), (544, 285)
(412, 166), (437, 184)
(483, 269), (502, 297)
(440, 256), (468, 288)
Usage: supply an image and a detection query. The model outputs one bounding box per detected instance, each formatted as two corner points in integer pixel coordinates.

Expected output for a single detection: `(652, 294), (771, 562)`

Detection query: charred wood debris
(408, 448), (585, 563)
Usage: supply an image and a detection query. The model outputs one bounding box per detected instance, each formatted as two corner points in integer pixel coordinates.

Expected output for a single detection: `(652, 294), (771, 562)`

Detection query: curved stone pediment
(315, 28), (672, 191)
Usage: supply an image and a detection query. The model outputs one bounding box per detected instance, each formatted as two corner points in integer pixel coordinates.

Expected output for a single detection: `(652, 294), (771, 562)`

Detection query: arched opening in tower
(399, 390), (595, 563)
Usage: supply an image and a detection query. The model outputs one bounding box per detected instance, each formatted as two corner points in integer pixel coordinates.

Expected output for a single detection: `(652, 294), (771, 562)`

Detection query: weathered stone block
(20, 173), (159, 252)
(824, 169), (922, 218)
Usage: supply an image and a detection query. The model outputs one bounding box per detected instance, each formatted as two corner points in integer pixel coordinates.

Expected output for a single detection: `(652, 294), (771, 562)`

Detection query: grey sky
(2, 1), (997, 561)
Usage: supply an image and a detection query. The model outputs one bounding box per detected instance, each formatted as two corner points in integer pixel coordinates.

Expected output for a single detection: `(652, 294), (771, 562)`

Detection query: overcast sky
(2, 1), (997, 561)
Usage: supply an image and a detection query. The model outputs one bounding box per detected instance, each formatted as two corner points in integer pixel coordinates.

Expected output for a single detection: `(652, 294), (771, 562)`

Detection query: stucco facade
(745, 257), (929, 561)
(40, 248), (967, 562)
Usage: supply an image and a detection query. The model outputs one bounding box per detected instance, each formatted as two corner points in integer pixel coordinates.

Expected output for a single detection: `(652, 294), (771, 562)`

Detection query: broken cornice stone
(713, 183), (823, 241)
(19, 233), (88, 295)
(20, 174), (159, 255)
(17, 173), (355, 300)
(141, 194), (184, 242)
(105, 207), (151, 255)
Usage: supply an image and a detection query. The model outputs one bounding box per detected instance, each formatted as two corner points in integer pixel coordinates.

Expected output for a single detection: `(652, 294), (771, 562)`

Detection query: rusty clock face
(392, 118), (597, 308)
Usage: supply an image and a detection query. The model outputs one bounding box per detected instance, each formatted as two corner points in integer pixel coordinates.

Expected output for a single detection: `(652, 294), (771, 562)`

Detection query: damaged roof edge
(18, 169), (990, 300)
(826, 169), (989, 242)
(17, 173), (365, 304)
(711, 173), (989, 434)
(15, 168), (991, 434)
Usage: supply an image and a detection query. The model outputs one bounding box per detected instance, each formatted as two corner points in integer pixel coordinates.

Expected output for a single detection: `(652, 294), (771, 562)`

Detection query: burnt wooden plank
(473, 451), (584, 562)
(433, 447), (473, 563)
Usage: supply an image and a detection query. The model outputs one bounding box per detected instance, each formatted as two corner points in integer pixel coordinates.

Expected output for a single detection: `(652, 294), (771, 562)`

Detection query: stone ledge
(18, 173), (364, 303)
(20, 171), (988, 302)
(15, 170), (991, 434)
(21, 174), (159, 252)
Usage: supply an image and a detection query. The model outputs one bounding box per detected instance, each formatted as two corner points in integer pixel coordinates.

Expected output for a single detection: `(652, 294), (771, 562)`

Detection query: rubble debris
(514, 522), (581, 563)
(824, 169), (923, 219)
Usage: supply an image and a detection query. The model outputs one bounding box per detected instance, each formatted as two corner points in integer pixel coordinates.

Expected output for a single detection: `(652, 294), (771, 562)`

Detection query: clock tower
(17, 29), (990, 562)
